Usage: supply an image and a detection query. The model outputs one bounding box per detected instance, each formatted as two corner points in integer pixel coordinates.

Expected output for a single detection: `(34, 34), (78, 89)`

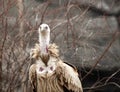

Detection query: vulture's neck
(39, 33), (50, 66)
(39, 32), (50, 55)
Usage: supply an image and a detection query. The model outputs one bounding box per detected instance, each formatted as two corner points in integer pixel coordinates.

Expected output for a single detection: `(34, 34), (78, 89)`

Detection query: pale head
(39, 23), (50, 35)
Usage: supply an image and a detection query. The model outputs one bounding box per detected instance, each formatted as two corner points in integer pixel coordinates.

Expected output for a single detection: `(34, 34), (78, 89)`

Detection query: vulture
(29, 24), (83, 92)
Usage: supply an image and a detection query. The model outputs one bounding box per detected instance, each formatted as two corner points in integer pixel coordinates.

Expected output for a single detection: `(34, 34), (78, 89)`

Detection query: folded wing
(56, 61), (83, 92)
(29, 64), (37, 92)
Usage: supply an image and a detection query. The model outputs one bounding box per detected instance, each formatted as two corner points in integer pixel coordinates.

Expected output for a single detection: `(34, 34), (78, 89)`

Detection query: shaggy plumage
(30, 43), (59, 60)
(29, 43), (83, 92)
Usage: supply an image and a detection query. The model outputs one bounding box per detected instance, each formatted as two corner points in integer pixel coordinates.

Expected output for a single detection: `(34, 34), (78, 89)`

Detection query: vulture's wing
(56, 61), (83, 92)
(29, 64), (37, 92)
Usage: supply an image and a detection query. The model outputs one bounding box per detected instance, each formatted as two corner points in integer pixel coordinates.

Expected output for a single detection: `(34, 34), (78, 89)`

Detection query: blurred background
(0, 0), (120, 92)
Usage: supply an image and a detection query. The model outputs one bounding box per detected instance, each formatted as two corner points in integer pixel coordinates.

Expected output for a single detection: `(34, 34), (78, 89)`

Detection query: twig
(40, 1), (50, 24)
(84, 82), (120, 90)
(105, 69), (120, 84)
(82, 31), (120, 81)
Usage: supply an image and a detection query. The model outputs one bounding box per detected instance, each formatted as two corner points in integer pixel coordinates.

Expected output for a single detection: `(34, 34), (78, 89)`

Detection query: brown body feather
(29, 43), (83, 92)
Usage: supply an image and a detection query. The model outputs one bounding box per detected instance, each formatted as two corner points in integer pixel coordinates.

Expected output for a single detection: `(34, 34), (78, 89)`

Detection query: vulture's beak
(39, 26), (48, 36)
(41, 30), (47, 36)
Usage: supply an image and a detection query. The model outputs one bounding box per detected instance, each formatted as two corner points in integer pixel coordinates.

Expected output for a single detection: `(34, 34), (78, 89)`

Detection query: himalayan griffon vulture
(29, 24), (83, 92)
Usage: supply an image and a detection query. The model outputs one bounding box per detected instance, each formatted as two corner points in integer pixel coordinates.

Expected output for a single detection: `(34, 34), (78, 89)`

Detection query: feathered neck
(39, 29), (50, 54)
(39, 30), (50, 55)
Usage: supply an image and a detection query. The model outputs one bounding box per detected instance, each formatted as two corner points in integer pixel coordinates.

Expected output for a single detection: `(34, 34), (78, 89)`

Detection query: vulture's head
(38, 23), (50, 36)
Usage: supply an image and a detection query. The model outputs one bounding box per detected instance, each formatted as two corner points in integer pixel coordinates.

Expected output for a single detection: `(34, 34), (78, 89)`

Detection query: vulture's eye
(45, 26), (48, 29)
